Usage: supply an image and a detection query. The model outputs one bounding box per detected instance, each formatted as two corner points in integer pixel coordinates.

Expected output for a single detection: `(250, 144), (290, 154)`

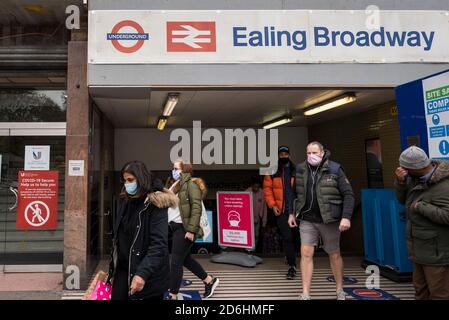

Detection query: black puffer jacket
(108, 188), (178, 298)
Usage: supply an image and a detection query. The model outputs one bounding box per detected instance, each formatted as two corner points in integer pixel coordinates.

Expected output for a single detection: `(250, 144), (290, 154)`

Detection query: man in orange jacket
(263, 146), (297, 279)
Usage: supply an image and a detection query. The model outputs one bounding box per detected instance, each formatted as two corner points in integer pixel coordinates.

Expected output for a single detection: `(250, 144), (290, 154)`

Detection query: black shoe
(204, 276), (220, 299)
(286, 266), (297, 280)
(167, 293), (177, 300)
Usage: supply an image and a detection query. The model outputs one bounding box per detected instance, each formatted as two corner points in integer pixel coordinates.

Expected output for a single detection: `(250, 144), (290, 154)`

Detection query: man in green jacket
(395, 146), (449, 300)
(288, 141), (355, 300)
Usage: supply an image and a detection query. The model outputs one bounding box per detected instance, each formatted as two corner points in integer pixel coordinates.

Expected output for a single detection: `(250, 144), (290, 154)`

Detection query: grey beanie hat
(399, 146), (431, 170)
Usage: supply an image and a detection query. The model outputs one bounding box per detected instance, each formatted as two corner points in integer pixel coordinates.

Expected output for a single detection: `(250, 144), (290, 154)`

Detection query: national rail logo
(167, 21), (216, 52)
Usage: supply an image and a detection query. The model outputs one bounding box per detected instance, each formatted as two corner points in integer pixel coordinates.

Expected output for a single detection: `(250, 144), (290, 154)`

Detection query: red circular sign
(110, 20), (146, 53)
(353, 289), (382, 298)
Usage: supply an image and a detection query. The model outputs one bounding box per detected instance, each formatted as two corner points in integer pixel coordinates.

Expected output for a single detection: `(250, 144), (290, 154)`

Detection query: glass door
(0, 133), (65, 267)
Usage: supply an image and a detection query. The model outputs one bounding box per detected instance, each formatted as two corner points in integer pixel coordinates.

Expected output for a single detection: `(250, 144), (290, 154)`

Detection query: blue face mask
(124, 181), (138, 195)
(172, 169), (181, 181)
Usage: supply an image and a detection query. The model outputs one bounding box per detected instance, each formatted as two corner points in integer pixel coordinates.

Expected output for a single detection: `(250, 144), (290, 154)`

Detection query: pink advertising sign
(216, 191), (254, 250)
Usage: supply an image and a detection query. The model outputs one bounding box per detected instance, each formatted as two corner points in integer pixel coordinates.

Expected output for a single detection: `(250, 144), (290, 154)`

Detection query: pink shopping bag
(83, 270), (112, 300)
(89, 280), (112, 300)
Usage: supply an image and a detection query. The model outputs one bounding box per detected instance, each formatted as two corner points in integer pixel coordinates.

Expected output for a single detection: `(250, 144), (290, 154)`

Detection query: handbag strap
(106, 260), (114, 285)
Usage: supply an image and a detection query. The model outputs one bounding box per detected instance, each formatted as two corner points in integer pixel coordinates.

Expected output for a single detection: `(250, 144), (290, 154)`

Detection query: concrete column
(63, 41), (92, 290)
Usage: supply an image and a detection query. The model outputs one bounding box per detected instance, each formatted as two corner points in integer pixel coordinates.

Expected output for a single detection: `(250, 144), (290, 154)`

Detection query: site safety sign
(16, 171), (59, 230)
(422, 70), (449, 160)
(88, 10), (449, 64)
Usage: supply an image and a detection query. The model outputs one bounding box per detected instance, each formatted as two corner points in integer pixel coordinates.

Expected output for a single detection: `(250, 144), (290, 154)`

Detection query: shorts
(299, 220), (341, 254)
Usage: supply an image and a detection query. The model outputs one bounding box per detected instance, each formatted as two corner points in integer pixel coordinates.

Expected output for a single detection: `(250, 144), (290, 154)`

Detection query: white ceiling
(90, 87), (396, 128)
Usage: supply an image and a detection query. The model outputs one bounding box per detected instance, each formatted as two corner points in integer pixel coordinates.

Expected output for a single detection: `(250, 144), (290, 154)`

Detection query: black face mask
(408, 171), (423, 179)
(279, 157), (289, 165)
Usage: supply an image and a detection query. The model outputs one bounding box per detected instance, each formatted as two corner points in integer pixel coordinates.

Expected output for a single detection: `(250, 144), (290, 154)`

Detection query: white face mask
(172, 169), (182, 181)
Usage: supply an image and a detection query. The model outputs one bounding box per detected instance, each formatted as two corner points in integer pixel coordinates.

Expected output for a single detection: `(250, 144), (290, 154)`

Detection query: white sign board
(68, 160), (85, 176)
(88, 10), (449, 64)
(25, 146), (50, 171)
(422, 70), (449, 160)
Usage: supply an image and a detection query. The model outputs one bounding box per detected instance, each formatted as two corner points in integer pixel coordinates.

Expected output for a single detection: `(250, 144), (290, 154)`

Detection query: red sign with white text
(167, 21), (216, 52)
(217, 191), (254, 249)
(16, 171), (59, 230)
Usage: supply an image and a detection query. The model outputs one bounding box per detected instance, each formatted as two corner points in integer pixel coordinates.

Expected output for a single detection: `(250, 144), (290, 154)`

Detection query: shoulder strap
(328, 161), (341, 175)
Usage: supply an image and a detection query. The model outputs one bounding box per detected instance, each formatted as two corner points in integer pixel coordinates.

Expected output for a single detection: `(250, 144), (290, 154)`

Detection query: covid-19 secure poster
(422, 71), (449, 160)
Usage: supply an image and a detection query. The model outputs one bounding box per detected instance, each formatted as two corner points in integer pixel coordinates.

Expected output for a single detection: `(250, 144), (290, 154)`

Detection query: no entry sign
(216, 191), (254, 250)
(16, 171), (59, 230)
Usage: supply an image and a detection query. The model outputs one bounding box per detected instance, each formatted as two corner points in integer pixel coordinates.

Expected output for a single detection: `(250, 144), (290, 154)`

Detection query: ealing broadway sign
(89, 10), (449, 64)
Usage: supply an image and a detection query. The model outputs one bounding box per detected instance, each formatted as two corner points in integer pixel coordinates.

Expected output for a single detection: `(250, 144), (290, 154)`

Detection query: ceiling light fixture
(303, 93), (357, 116)
(157, 116), (168, 130)
(162, 93), (179, 117)
(263, 115), (292, 129)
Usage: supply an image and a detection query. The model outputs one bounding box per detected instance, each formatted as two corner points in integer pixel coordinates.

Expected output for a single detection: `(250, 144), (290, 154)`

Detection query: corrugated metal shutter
(0, 46), (67, 69)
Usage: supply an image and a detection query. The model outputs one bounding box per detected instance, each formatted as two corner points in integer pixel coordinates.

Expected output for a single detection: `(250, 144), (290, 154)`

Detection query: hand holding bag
(82, 270), (112, 300)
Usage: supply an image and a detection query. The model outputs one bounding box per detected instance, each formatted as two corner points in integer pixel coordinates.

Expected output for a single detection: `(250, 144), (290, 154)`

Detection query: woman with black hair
(108, 160), (177, 300)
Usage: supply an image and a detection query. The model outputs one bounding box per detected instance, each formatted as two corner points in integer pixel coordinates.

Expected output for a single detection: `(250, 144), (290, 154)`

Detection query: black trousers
(169, 222), (208, 294)
(276, 212), (297, 267)
(111, 265), (164, 301)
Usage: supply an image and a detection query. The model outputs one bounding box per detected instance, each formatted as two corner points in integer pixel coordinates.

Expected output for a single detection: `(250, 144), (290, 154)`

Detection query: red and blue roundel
(107, 20), (149, 53)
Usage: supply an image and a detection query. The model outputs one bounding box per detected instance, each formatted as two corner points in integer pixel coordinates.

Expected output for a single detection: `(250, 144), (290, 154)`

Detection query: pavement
(0, 272), (63, 300)
(0, 291), (62, 300)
